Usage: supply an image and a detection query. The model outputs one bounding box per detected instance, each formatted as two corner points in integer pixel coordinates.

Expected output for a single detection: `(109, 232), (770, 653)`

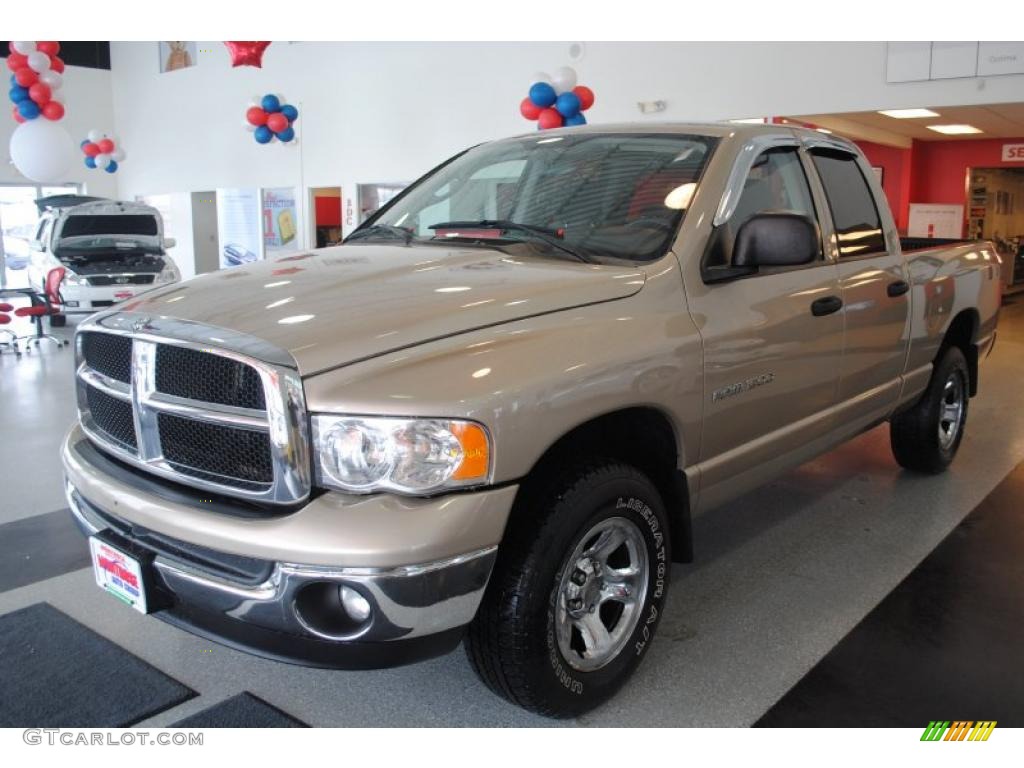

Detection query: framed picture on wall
(158, 42), (197, 73)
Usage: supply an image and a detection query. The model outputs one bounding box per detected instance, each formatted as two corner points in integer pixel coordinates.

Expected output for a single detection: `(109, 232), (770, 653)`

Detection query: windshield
(359, 132), (716, 262)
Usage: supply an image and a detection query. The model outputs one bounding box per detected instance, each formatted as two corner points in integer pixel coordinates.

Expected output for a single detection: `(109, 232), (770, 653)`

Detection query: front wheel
(466, 461), (670, 718)
(890, 346), (969, 473)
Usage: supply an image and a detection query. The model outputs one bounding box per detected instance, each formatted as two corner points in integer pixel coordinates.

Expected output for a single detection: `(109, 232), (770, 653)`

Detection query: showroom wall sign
(519, 66), (595, 130)
(6, 41), (75, 183)
(1002, 143), (1024, 162)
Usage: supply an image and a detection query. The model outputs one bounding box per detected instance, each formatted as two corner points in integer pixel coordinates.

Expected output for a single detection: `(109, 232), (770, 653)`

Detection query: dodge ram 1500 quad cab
(64, 123), (1000, 717)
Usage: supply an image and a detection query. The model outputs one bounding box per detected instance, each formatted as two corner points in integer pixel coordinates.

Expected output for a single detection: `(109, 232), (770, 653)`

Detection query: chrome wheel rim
(938, 371), (965, 451)
(555, 516), (649, 672)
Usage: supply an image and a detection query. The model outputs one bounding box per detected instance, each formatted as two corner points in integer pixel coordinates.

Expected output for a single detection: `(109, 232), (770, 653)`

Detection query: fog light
(340, 585), (371, 622)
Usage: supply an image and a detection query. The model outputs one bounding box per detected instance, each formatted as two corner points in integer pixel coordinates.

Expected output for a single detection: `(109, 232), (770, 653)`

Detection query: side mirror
(29, 239), (44, 252)
(162, 237), (177, 249)
(732, 213), (820, 268)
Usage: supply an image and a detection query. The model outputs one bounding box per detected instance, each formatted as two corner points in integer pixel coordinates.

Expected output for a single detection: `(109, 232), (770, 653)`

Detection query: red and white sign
(1002, 143), (1024, 162)
(90, 537), (148, 613)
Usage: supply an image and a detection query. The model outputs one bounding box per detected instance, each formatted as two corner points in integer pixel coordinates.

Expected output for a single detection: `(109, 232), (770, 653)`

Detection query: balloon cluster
(80, 130), (126, 174)
(7, 41), (66, 123)
(245, 94), (299, 144)
(520, 66), (594, 130)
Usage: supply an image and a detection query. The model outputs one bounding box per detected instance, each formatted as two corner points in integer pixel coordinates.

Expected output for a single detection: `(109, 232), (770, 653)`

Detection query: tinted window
(810, 151), (886, 257)
(367, 133), (716, 263)
(706, 147), (817, 269)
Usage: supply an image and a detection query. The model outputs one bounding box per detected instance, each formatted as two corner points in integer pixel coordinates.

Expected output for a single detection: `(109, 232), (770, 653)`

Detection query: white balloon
(112, 148), (126, 162)
(88, 129), (103, 143)
(551, 66), (578, 95)
(12, 41), (37, 55)
(94, 153), (112, 170)
(531, 71), (552, 86)
(9, 120), (75, 183)
(39, 70), (63, 90)
(27, 51), (51, 74)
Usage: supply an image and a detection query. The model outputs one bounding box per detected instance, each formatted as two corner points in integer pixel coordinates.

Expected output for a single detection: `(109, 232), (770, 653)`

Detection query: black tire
(890, 346), (969, 474)
(466, 460), (671, 718)
(49, 314), (66, 328)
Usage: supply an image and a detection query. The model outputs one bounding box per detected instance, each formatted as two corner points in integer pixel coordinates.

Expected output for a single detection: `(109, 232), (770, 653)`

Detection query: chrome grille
(74, 313), (311, 506)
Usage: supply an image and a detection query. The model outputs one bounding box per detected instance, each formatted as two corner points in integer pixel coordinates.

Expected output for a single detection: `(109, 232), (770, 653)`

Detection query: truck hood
(123, 243), (646, 376)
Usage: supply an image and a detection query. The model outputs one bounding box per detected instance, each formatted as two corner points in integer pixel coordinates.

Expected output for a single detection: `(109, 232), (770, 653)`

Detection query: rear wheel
(466, 460), (670, 718)
(890, 346), (969, 473)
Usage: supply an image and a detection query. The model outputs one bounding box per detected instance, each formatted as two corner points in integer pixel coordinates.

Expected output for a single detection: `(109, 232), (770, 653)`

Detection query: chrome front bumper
(63, 424), (515, 668)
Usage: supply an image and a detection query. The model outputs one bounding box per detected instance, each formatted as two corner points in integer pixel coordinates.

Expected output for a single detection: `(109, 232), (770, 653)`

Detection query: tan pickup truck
(64, 123), (1001, 718)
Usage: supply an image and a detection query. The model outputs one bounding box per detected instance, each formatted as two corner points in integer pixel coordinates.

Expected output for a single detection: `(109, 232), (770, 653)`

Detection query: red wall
(855, 137), (1024, 236)
(314, 195), (341, 227)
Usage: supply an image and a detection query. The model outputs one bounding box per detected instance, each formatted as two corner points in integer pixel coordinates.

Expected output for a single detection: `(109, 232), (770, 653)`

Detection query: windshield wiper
(429, 220), (589, 263)
(345, 224), (414, 244)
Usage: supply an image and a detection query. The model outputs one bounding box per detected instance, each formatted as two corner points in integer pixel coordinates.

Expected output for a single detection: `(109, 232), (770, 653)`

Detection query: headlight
(156, 263), (180, 284)
(63, 273), (85, 286)
(312, 415), (491, 495)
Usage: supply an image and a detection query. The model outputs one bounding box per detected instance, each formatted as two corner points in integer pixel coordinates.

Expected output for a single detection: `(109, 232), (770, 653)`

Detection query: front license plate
(89, 537), (148, 613)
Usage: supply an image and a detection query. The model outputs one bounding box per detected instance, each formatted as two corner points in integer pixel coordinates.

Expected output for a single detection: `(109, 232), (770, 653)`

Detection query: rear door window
(810, 150), (886, 258)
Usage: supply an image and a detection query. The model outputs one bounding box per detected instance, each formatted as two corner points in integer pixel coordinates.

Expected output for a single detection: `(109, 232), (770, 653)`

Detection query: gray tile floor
(1, 302), (1023, 726)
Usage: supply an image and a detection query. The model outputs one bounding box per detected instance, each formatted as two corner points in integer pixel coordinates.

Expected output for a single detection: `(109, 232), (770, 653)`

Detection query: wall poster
(261, 187), (299, 257)
(216, 188), (262, 268)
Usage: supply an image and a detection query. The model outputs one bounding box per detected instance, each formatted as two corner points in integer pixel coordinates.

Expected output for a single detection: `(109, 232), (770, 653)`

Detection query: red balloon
(224, 41), (271, 68)
(83, 143), (101, 158)
(12, 105), (26, 124)
(41, 100), (64, 121)
(97, 138), (115, 153)
(266, 112), (289, 133)
(537, 108), (564, 130)
(37, 41), (60, 56)
(246, 106), (268, 126)
(49, 56), (65, 73)
(573, 85), (595, 111)
(28, 82), (51, 105)
(14, 67), (38, 87)
(520, 97), (542, 121)
(7, 53), (27, 72)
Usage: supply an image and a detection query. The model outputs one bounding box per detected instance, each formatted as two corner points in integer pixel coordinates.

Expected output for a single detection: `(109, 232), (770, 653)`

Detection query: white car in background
(27, 195), (180, 326)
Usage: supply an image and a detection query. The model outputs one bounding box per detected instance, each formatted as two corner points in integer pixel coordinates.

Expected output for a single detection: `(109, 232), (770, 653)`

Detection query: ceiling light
(878, 108), (940, 119)
(278, 314), (314, 324)
(927, 124), (983, 135)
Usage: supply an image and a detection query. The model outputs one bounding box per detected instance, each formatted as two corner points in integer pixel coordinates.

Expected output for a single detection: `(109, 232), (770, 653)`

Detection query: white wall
(1, 65), (118, 198)
(109, 41), (1024, 239)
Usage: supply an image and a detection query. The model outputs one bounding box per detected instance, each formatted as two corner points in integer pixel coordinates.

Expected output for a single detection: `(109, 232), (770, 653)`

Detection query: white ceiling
(785, 103), (1024, 147)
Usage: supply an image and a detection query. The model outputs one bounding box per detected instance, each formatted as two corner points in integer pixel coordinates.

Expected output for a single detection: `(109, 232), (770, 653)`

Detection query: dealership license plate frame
(89, 535), (151, 614)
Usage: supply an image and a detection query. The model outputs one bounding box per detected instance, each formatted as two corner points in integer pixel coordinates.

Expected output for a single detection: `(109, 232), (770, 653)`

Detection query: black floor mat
(172, 692), (307, 728)
(0, 509), (91, 593)
(0, 602), (196, 727)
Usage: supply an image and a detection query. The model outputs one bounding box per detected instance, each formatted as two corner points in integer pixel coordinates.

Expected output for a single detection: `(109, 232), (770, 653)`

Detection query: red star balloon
(224, 41), (271, 68)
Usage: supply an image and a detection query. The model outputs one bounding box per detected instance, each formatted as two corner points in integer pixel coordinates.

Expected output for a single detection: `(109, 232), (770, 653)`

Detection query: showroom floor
(1, 301), (1022, 727)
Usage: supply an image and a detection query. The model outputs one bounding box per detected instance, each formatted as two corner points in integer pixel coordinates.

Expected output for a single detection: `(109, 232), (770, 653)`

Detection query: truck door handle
(887, 279), (910, 297)
(811, 296), (843, 317)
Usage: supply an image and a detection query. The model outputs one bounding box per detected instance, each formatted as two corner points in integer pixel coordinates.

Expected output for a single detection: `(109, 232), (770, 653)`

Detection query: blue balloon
(280, 104), (298, 121)
(528, 82), (557, 109)
(564, 113), (587, 127)
(105, 160), (119, 174)
(275, 126), (295, 142)
(80, 139), (91, 148)
(254, 125), (274, 144)
(9, 75), (15, 88)
(260, 94), (281, 113)
(84, 156), (97, 169)
(17, 100), (40, 120)
(555, 91), (582, 118)
(9, 85), (29, 104)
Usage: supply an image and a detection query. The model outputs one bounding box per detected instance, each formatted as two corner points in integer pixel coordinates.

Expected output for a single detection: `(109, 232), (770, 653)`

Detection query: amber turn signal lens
(451, 422), (490, 480)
